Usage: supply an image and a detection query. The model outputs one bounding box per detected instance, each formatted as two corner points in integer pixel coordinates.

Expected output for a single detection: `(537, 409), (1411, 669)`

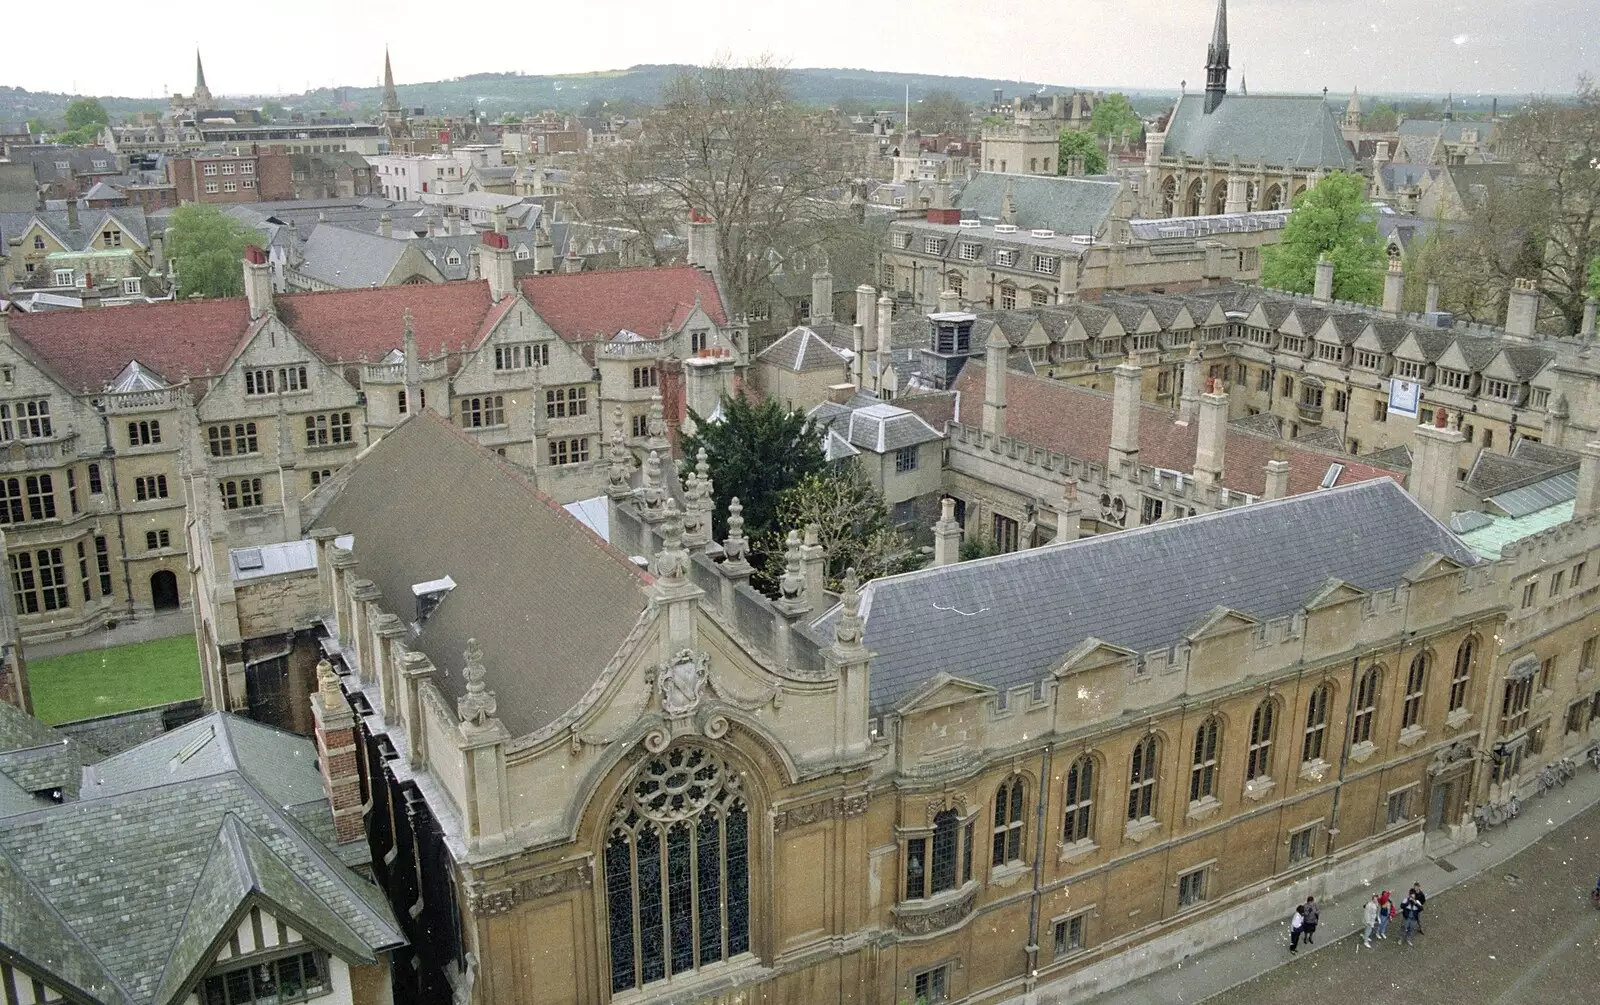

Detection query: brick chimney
(242, 245), (274, 319)
(310, 659), (365, 844)
(1409, 408), (1466, 522)
(481, 230), (515, 302)
(1193, 378), (1228, 490)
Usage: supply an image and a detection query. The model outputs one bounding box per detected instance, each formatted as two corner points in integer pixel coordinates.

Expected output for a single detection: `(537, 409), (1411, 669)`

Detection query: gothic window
(1127, 735), (1158, 821)
(1062, 756), (1095, 843)
(1185, 178), (1205, 217)
(1449, 637), (1475, 711)
(1303, 683), (1331, 763)
(1353, 666), (1380, 743)
(993, 778), (1027, 864)
(605, 747), (750, 993)
(907, 809), (966, 901)
(1263, 184), (1284, 211)
(1189, 716), (1220, 802)
(1402, 653), (1429, 729)
(1161, 176), (1178, 217)
(1246, 700), (1275, 780)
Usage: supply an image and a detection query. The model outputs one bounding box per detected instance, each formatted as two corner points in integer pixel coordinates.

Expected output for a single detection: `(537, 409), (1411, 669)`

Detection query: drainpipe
(96, 408), (136, 618)
(1024, 741), (1053, 997)
(1326, 654), (1362, 858)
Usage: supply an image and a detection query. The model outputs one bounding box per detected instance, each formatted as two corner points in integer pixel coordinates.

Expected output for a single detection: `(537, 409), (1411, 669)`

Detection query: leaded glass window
(992, 778), (1026, 865)
(1190, 716), (1220, 801)
(1128, 736), (1158, 821)
(1063, 756), (1095, 842)
(605, 746), (750, 993)
(1246, 700), (1275, 780)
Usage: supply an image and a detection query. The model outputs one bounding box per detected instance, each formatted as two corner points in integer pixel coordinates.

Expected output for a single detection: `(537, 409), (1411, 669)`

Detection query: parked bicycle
(1556, 756), (1577, 782)
(1475, 795), (1521, 829)
(1588, 744), (1600, 772)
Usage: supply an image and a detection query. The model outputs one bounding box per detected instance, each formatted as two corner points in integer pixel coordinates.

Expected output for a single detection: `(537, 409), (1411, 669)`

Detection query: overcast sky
(8, 0), (1594, 98)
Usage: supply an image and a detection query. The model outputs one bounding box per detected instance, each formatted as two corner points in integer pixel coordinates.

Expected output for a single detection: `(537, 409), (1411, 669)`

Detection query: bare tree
(570, 142), (678, 267)
(577, 59), (857, 314)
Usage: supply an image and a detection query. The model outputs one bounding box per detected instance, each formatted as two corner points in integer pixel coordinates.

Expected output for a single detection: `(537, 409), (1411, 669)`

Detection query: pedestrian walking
(1376, 890), (1393, 939)
(1302, 896), (1320, 944)
(1409, 883), (1427, 934)
(1400, 892), (1422, 946)
(1289, 905), (1305, 953)
(1362, 895), (1380, 948)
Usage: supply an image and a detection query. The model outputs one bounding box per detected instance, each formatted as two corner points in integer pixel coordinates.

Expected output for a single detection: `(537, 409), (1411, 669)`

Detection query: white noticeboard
(1388, 379), (1421, 418)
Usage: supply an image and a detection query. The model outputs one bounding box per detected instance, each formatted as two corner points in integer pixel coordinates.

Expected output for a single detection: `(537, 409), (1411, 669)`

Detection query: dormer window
(1437, 368), (1470, 391)
(1396, 359), (1425, 381)
(1531, 389), (1550, 409)
(202, 949), (330, 1004)
(1483, 378), (1515, 401)
(1315, 342), (1342, 363)
(413, 574), (456, 623)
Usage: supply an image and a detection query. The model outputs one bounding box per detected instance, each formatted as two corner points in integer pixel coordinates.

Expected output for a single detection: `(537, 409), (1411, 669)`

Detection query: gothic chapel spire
(381, 48), (402, 119)
(1204, 0), (1230, 114)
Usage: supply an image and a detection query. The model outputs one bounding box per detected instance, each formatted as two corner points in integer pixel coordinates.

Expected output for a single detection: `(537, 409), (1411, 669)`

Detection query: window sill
(1349, 740), (1377, 764)
(1397, 725), (1427, 748)
(1123, 817), (1160, 844)
(1445, 707), (1472, 731)
(608, 953), (764, 1005)
(1298, 758), (1331, 783)
(894, 882), (978, 936)
(991, 860), (1031, 885)
(1056, 838), (1099, 864)
(1242, 775), (1276, 802)
(1185, 796), (1221, 823)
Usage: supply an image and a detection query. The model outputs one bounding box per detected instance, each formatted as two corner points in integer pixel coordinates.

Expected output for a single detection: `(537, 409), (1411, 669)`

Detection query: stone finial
(652, 499), (690, 583)
(681, 469), (707, 545)
(834, 567), (864, 649)
(456, 638), (498, 726)
(778, 529), (805, 603)
(636, 449), (665, 518)
(316, 659), (342, 709)
(722, 497), (750, 569)
(646, 393), (668, 445)
(607, 406), (633, 498)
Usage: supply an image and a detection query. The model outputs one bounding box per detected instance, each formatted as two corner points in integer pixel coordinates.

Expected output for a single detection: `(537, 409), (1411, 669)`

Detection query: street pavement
(1075, 763), (1600, 1005)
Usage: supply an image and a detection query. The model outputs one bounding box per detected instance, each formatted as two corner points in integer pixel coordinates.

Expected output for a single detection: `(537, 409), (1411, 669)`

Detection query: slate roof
(520, 266), (728, 341)
(0, 206), (150, 251)
(951, 365), (1398, 497)
(812, 479), (1479, 715)
(0, 712), (401, 1005)
(307, 412), (649, 736)
(292, 224), (418, 288)
(956, 172), (1122, 236)
(1162, 94), (1356, 170)
(821, 402), (944, 454)
(758, 326), (852, 372)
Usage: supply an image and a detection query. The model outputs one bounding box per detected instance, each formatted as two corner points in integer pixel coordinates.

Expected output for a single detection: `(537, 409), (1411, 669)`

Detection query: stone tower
(1204, 0), (1230, 114)
(193, 49), (213, 108)
(380, 48), (404, 128)
(1344, 88), (1362, 131)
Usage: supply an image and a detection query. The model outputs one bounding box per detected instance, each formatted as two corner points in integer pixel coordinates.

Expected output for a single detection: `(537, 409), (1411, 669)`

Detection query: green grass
(27, 634), (202, 725)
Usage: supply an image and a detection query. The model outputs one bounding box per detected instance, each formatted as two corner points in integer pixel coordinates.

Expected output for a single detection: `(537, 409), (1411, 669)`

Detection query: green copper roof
(1455, 501), (1574, 559)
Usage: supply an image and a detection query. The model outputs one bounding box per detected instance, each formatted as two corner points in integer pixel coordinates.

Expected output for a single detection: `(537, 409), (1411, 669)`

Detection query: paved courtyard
(1206, 798), (1600, 1005)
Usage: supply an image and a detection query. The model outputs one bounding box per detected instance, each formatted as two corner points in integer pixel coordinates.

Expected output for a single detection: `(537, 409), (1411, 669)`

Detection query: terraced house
(286, 395), (1600, 1005)
(0, 239), (738, 643)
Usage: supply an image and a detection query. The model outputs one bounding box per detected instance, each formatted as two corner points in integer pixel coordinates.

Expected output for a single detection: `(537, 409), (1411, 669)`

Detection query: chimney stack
(851, 323), (865, 389)
(1382, 257), (1405, 316)
(1109, 355), (1142, 469)
(856, 285), (877, 348)
(310, 660), (365, 843)
(1409, 408), (1466, 522)
(1581, 297), (1597, 346)
(875, 295), (893, 393)
(1425, 280), (1441, 315)
(938, 288), (960, 313)
(686, 211), (719, 277)
(242, 245), (274, 319)
(933, 497), (962, 566)
(982, 326), (1008, 437)
(1312, 254), (1334, 304)
(1193, 377), (1228, 489)
(1178, 342), (1202, 423)
(1263, 450), (1291, 500)
(379, 212), (392, 239)
(1576, 442), (1600, 520)
(810, 266), (833, 324)
(481, 230), (515, 302)
(1504, 278), (1540, 337)
(799, 524), (827, 612)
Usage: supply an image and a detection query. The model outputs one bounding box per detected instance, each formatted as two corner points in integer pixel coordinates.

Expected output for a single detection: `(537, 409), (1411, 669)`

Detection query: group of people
(1286, 884), (1429, 954)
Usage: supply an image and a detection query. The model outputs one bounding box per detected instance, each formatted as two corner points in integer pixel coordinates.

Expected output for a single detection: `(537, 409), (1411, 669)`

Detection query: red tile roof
(954, 365), (1399, 498)
(519, 266), (727, 342)
(7, 297), (253, 390)
(276, 281), (497, 362)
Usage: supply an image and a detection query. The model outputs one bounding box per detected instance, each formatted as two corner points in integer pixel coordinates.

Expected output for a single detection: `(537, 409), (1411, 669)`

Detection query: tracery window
(993, 778), (1027, 864)
(1353, 667), (1381, 743)
(1449, 637), (1475, 711)
(605, 747), (750, 993)
(1062, 756), (1095, 842)
(1245, 700), (1275, 780)
(1189, 716), (1220, 802)
(1302, 683), (1331, 762)
(1127, 736), (1158, 821)
(1402, 653), (1429, 729)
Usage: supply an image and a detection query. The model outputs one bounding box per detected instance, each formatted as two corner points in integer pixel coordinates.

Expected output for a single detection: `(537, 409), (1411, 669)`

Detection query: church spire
(193, 49), (213, 106)
(1204, 0), (1230, 114)
(381, 47), (401, 118)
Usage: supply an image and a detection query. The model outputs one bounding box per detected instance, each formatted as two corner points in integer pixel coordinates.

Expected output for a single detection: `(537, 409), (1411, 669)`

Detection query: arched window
(1449, 637), (1476, 711)
(1190, 717), (1221, 802)
(1302, 683), (1331, 763)
(907, 809), (970, 901)
(1063, 756), (1095, 843)
(1186, 178), (1205, 217)
(605, 747), (750, 993)
(1161, 176), (1178, 216)
(1246, 700), (1275, 780)
(1353, 667), (1380, 743)
(1402, 653), (1429, 728)
(1128, 735), (1158, 821)
(993, 778), (1026, 865)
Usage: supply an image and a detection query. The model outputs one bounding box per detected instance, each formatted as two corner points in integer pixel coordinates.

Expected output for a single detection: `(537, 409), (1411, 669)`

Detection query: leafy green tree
(679, 392), (826, 548)
(167, 204), (257, 299)
(1090, 93), (1140, 141)
(260, 101), (285, 121)
(25, 118), (45, 136)
(915, 90), (973, 135)
(54, 125), (102, 146)
(760, 471), (924, 590)
(1260, 172), (1385, 304)
(1590, 257), (1600, 303)
(64, 98), (108, 132)
(1364, 102), (1399, 132)
(1057, 130), (1107, 176)
(501, 113), (523, 124)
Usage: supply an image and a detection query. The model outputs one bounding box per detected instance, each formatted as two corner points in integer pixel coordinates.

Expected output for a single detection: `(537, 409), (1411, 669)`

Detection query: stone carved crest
(657, 648), (710, 717)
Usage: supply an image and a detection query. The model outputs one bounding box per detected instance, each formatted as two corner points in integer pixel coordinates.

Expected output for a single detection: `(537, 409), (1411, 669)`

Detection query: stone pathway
(24, 611), (194, 661)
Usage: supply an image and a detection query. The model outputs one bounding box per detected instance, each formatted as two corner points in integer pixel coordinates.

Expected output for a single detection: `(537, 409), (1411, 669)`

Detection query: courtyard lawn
(26, 634), (202, 725)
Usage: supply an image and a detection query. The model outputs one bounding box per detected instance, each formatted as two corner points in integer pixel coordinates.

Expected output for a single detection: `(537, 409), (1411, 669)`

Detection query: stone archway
(150, 570), (180, 611)
(1262, 184), (1284, 211)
